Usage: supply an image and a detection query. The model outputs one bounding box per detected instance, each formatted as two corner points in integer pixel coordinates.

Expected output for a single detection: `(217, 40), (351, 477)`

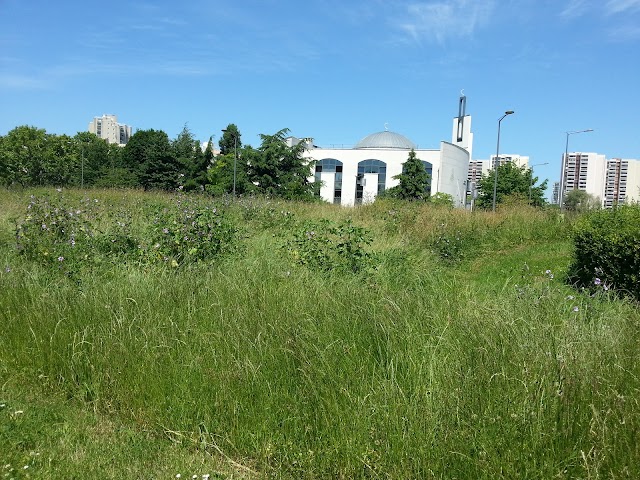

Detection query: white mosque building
(298, 97), (474, 207)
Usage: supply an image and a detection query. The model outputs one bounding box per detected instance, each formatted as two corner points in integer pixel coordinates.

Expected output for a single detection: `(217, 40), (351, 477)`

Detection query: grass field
(1, 188), (639, 479)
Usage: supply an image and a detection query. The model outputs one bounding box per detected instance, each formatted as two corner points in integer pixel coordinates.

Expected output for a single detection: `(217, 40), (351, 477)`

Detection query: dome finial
(384, 122), (389, 131)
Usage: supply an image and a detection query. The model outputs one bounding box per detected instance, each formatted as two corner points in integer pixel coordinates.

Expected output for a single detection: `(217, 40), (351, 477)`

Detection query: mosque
(298, 96), (473, 207)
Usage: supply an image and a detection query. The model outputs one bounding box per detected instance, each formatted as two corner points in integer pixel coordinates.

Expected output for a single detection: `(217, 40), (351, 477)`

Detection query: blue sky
(1, 0), (639, 193)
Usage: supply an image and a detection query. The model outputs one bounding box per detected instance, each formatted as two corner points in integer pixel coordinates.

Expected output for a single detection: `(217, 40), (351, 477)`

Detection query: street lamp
(492, 110), (515, 212)
(560, 129), (593, 210)
(221, 129), (238, 197)
(81, 144), (85, 189)
(528, 162), (549, 202)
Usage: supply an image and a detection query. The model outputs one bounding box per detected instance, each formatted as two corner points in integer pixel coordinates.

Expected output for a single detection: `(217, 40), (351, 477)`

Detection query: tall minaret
(451, 91), (473, 160)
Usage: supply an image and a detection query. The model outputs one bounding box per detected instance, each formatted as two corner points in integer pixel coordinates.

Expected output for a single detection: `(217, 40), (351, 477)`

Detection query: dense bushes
(567, 204), (640, 301)
(14, 191), (239, 274)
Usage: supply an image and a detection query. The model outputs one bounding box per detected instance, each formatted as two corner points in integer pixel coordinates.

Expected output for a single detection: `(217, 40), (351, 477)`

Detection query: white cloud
(396, 0), (496, 44)
(605, 0), (640, 14)
(559, 0), (592, 18)
(0, 73), (48, 90)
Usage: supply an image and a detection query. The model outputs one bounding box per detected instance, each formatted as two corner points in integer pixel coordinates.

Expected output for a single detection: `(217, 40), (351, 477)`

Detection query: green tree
(123, 129), (178, 190)
(0, 125), (47, 186)
(69, 132), (110, 187)
(219, 124), (241, 156)
(563, 189), (601, 212)
(476, 162), (548, 209)
(41, 134), (76, 186)
(172, 125), (208, 191)
(385, 149), (430, 200)
(247, 128), (316, 200)
(207, 145), (251, 196)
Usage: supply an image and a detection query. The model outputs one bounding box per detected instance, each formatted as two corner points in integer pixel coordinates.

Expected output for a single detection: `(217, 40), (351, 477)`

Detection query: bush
(15, 193), (101, 275)
(567, 205), (640, 300)
(14, 192), (240, 274)
(143, 195), (239, 266)
(284, 219), (373, 273)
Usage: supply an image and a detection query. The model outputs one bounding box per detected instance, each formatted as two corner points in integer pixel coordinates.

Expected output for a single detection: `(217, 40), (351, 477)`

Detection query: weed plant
(1, 189), (639, 479)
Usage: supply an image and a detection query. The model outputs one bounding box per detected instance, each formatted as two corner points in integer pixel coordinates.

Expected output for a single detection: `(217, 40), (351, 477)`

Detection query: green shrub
(430, 223), (480, 263)
(14, 192), (240, 273)
(143, 195), (239, 266)
(567, 205), (640, 300)
(15, 193), (101, 275)
(284, 219), (373, 273)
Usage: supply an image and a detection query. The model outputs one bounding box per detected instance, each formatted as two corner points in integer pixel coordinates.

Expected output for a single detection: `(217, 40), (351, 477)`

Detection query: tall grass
(1, 189), (639, 478)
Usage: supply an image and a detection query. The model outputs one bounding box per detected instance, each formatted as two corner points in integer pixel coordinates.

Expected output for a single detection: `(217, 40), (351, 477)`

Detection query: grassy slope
(1, 189), (639, 479)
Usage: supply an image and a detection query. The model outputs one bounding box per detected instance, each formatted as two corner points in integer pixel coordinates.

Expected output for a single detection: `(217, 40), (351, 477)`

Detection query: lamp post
(81, 144), (85, 189)
(528, 162), (549, 202)
(492, 110), (515, 212)
(221, 129), (238, 197)
(560, 129), (593, 211)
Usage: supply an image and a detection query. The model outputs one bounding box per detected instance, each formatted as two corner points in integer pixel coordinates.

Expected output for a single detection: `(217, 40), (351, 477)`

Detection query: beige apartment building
(88, 114), (132, 146)
(560, 152), (640, 207)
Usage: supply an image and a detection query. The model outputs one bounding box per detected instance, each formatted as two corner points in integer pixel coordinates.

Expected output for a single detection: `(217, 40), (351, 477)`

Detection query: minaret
(451, 91), (473, 160)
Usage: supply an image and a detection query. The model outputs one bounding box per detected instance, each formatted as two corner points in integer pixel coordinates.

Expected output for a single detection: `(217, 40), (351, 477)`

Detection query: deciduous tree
(476, 162), (548, 209)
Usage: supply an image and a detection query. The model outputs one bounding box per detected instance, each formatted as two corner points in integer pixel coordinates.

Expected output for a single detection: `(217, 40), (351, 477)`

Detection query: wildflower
(176, 475), (181, 479)
(594, 277), (602, 286)
(56, 188), (62, 192)
(163, 228), (169, 234)
(4, 266), (10, 273)
(41, 223), (47, 230)
(58, 256), (64, 262)
(23, 465), (29, 470)
(572, 306), (579, 312)
(566, 295), (574, 300)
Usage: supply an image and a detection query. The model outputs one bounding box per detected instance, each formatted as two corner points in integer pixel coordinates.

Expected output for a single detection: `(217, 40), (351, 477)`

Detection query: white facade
(603, 158), (640, 207)
(88, 114), (132, 145)
(559, 152), (606, 206)
(303, 115), (473, 207)
(560, 153), (640, 207)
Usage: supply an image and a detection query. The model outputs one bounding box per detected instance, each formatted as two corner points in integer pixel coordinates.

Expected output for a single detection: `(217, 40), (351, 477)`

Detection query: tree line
(1, 123), (549, 207)
(0, 124), (317, 200)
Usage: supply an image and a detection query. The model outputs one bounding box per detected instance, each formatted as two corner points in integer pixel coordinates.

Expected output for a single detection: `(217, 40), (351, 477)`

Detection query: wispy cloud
(0, 73), (49, 90)
(605, 0), (640, 14)
(608, 23), (640, 40)
(396, 0), (497, 44)
(560, 0), (592, 18)
(561, 0), (640, 17)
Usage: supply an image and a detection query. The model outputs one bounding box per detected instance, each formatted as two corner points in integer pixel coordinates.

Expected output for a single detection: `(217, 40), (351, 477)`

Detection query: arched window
(315, 158), (343, 204)
(356, 159), (387, 204)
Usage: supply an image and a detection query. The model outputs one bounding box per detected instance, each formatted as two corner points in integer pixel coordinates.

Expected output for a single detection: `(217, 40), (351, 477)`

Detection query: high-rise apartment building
(560, 152), (640, 207)
(88, 114), (132, 145)
(467, 154), (529, 183)
(552, 182), (560, 205)
(604, 158), (640, 207)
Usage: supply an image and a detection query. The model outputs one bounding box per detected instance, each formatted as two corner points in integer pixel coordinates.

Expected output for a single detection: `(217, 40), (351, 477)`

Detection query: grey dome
(355, 131), (416, 150)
